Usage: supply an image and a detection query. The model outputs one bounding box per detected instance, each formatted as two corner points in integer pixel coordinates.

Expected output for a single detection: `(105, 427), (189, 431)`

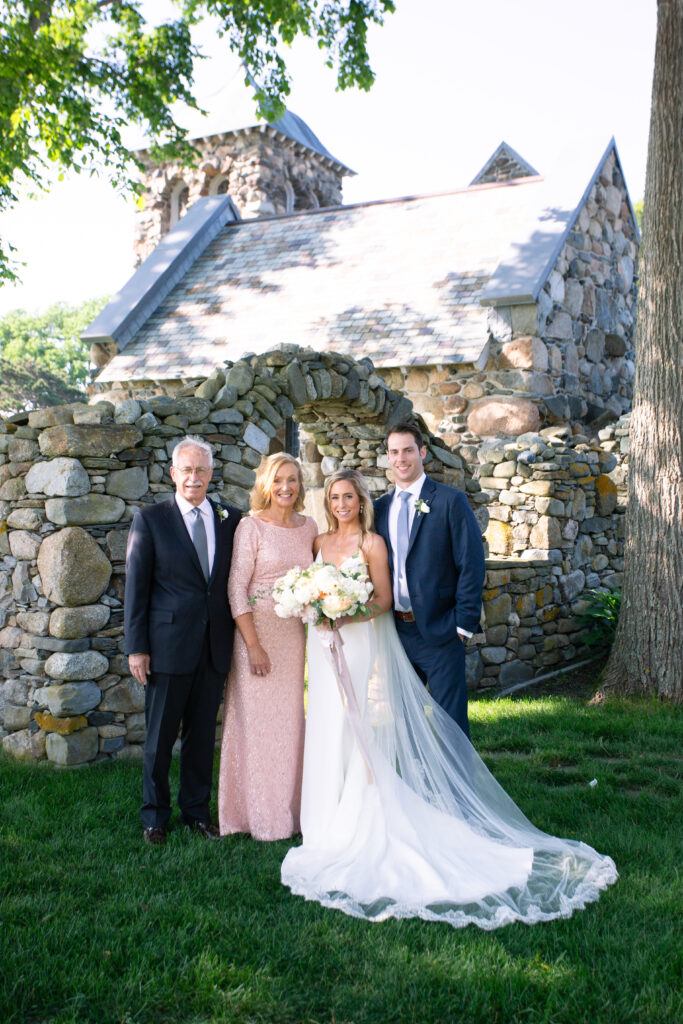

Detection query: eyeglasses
(176, 466), (212, 476)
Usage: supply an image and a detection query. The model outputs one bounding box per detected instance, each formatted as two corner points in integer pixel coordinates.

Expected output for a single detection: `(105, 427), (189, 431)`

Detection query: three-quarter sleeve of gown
(228, 516), (259, 618)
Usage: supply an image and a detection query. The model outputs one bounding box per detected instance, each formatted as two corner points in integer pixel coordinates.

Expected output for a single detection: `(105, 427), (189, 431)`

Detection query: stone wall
(471, 423), (626, 689)
(0, 348), (630, 765)
(134, 127), (346, 264)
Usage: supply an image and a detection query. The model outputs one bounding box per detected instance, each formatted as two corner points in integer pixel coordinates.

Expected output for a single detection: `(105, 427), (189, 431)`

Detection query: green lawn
(1, 688), (681, 1024)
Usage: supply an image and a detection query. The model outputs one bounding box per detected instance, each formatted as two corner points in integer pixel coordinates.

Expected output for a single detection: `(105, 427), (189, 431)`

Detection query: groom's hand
(129, 653), (151, 686)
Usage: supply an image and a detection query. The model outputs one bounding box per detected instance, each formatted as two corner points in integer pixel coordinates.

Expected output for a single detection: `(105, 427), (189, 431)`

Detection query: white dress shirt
(388, 473), (426, 611)
(175, 494), (216, 575)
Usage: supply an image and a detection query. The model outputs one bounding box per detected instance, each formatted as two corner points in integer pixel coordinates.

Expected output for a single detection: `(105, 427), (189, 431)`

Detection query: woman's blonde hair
(250, 453), (306, 513)
(323, 469), (374, 542)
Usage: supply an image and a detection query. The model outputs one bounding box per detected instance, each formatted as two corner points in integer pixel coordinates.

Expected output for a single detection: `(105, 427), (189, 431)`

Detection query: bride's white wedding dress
(281, 554), (617, 930)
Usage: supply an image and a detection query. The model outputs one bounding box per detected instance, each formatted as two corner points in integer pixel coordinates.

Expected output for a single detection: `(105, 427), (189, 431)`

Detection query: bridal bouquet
(272, 559), (374, 629)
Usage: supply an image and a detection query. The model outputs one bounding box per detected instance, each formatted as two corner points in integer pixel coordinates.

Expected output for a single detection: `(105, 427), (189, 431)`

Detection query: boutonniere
(415, 498), (431, 516)
(217, 508), (229, 521)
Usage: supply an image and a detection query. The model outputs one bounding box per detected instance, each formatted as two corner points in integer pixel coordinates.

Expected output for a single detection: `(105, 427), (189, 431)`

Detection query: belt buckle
(395, 609), (415, 623)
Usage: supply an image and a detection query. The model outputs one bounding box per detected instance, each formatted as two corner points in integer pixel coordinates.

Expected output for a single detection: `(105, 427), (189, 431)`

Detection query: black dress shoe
(143, 826), (167, 846)
(187, 819), (221, 840)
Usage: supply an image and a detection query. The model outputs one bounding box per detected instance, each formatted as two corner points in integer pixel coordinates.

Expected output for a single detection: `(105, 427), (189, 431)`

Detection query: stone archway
(186, 344), (469, 515)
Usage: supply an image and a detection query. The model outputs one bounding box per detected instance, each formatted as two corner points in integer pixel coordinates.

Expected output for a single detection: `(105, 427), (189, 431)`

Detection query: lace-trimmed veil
(292, 612), (617, 930)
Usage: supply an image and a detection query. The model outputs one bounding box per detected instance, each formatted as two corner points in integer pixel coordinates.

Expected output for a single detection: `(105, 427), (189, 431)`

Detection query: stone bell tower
(131, 87), (354, 265)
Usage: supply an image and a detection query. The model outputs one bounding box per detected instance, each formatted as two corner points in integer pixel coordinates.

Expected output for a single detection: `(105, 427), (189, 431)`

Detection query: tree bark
(602, 0), (683, 701)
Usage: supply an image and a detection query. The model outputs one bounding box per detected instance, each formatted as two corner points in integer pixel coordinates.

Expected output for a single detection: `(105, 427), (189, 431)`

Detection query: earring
(359, 505), (364, 513)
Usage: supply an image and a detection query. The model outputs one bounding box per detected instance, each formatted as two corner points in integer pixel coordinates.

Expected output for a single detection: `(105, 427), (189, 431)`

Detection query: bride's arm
(364, 533), (393, 617)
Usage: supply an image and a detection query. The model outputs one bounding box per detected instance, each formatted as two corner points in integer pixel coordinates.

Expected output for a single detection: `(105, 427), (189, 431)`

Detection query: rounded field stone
(213, 384), (239, 409)
(3, 706), (32, 731)
(37, 527), (112, 605)
(8, 437), (39, 461)
(9, 530), (42, 560)
(45, 650), (109, 681)
(27, 404), (83, 429)
(25, 457), (90, 497)
(595, 474), (618, 515)
(45, 494), (125, 526)
(38, 424), (142, 458)
(483, 594), (512, 627)
(174, 397), (211, 421)
(106, 467), (148, 500)
(225, 364), (254, 396)
(0, 477), (26, 500)
(467, 398), (540, 437)
(34, 711), (88, 734)
(195, 375), (224, 401)
(221, 462), (256, 488)
(481, 646), (507, 665)
(49, 604), (111, 639)
(2, 728), (46, 761)
(16, 610), (50, 636)
(243, 423), (270, 454)
(46, 727), (98, 765)
(98, 677), (145, 713)
(43, 681), (101, 716)
(6, 508), (43, 530)
(113, 399), (142, 424)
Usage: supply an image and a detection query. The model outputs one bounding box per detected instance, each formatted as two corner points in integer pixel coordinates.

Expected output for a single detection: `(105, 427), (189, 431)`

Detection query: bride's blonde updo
(250, 453), (306, 513)
(323, 469), (374, 542)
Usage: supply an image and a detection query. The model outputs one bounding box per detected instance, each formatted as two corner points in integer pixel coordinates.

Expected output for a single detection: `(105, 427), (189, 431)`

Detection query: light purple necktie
(396, 490), (412, 611)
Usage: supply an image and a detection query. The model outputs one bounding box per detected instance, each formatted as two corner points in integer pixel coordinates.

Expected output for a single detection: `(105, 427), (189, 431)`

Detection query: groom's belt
(394, 609), (416, 622)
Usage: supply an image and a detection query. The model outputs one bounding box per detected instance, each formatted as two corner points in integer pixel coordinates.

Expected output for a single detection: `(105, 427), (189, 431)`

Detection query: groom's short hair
(385, 421), (424, 449)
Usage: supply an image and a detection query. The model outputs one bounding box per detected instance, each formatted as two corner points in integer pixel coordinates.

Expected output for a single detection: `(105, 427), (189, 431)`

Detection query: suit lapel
(407, 477), (436, 556)
(166, 498), (205, 580)
(209, 504), (225, 584)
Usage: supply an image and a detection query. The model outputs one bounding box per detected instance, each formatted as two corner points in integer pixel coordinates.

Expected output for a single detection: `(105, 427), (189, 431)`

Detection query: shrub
(576, 588), (622, 652)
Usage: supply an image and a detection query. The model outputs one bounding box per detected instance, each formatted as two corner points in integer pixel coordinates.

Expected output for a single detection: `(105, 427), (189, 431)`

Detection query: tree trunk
(602, 0), (683, 701)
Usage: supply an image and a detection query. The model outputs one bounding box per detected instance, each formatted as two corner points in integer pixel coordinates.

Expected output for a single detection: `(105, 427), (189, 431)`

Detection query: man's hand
(129, 653), (151, 686)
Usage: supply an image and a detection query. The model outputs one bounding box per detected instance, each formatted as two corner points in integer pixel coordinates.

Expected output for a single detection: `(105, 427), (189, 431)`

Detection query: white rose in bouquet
(272, 558), (374, 628)
(321, 592), (356, 618)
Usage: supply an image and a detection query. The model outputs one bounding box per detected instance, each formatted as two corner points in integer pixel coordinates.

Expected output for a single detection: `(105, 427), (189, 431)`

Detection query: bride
(281, 469), (617, 929)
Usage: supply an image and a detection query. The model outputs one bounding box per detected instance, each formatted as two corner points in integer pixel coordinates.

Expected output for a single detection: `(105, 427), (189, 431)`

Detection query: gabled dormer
(470, 142), (540, 186)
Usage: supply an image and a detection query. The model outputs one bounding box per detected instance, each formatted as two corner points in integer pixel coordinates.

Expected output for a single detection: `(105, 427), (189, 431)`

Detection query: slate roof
(93, 140), (634, 384)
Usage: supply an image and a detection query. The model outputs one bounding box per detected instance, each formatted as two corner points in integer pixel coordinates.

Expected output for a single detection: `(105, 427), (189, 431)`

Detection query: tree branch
(28, 0), (55, 35)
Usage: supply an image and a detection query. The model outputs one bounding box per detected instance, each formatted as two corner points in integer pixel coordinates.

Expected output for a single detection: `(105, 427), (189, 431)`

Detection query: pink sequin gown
(218, 514), (317, 839)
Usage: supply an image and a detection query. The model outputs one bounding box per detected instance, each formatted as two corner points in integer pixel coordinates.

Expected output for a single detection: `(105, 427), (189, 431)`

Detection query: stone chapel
(0, 102), (641, 761)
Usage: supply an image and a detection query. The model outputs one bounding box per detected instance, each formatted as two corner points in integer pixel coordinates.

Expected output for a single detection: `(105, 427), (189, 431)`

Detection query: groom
(374, 422), (485, 737)
(125, 435), (241, 844)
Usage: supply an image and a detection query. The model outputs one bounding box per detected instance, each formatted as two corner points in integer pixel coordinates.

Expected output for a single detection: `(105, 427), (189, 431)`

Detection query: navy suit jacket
(124, 497), (241, 675)
(374, 476), (485, 645)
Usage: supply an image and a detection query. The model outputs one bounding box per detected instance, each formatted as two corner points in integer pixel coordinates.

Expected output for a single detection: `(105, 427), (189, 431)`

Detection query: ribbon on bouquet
(315, 627), (376, 785)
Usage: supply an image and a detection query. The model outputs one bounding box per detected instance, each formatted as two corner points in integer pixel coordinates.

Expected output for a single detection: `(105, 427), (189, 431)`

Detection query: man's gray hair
(172, 435), (214, 468)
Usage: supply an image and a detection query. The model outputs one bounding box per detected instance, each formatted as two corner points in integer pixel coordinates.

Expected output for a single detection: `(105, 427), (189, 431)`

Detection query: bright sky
(0, 0), (657, 316)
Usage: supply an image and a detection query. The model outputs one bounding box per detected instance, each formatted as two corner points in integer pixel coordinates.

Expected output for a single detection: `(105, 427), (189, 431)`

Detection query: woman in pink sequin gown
(218, 453), (317, 840)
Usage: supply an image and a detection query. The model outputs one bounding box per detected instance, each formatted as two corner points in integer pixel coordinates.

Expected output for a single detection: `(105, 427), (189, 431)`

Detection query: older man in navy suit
(125, 436), (241, 844)
(373, 422), (485, 737)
